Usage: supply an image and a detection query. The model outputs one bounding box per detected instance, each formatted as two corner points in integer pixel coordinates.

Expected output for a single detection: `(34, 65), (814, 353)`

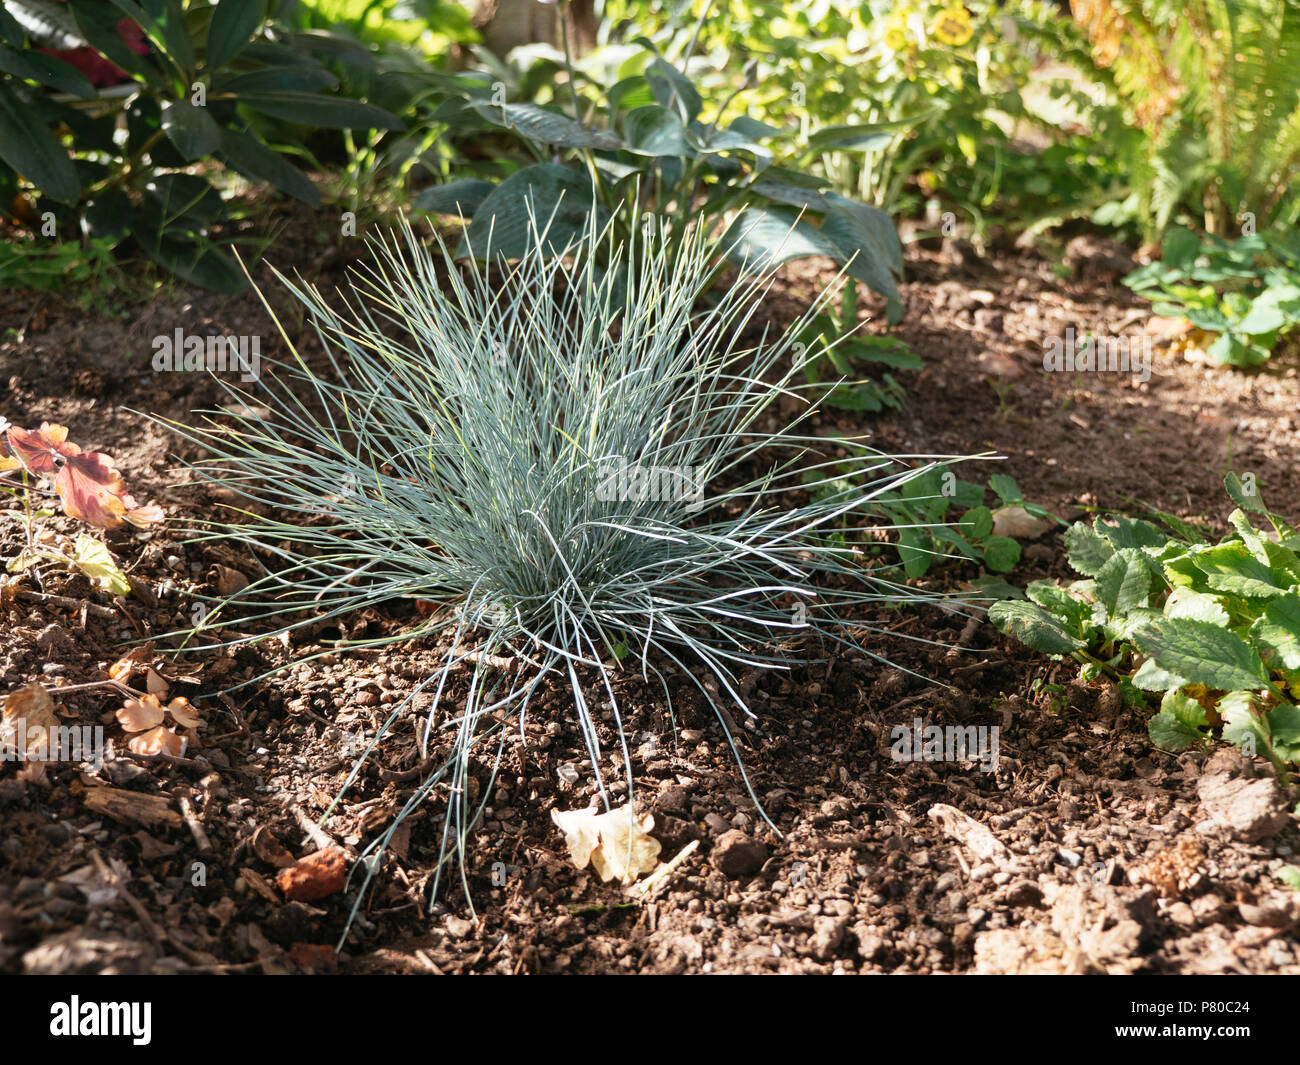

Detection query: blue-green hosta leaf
(1064, 522), (1113, 576)
(1251, 595), (1300, 673)
(988, 599), (1086, 655)
(1094, 547), (1154, 617)
(1147, 689), (1209, 750)
(476, 101), (622, 150)
(1131, 617), (1271, 692)
(623, 104), (692, 157)
(458, 164), (606, 261)
(1191, 542), (1289, 599)
(413, 178), (495, 217)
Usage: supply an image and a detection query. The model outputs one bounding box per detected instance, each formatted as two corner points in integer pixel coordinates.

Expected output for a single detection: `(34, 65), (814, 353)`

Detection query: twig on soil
(289, 801), (356, 858)
(15, 588), (116, 620)
(90, 849), (210, 968)
(178, 795), (213, 854)
(630, 839), (700, 899)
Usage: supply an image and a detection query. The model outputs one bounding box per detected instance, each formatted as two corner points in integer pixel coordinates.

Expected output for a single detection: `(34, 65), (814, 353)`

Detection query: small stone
(710, 831), (768, 878)
(809, 916), (848, 961)
(445, 915), (474, 939)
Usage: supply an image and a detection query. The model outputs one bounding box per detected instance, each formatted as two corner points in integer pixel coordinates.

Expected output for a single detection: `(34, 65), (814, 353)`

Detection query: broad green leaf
(414, 178), (495, 217)
(207, 0), (264, 68)
(240, 92), (404, 131)
(162, 100), (221, 161)
(1064, 522), (1113, 576)
(1131, 617), (1271, 692)
(1218, 691), (1269, 755)
(988, 474), (1022, 505)
(1094, 547), (1153, 616)
(1095, 515), (1166, 550)
(458, 164), (605, 261)
(1132, 656), (1187, 691)
(988, 599), (1085, 655)
(218, 127), (318, 205)
(981, 535), (1020, 573)
(0, 82), (78, 203)
(1191, 542), (1288, 598)
(475, 101), (622, 150)
(73, 535), (130, 596)
(1147, 689), (1208, 750)
(623, 104), (692, 157)
(1163, 587), (1230, 625)
(1252, 595), (1300, 673)
(0, 43), (94, 97)
(216, 67), (338, 95)
(1225, 471), (1270, 515)
(645, 56), (701, 123)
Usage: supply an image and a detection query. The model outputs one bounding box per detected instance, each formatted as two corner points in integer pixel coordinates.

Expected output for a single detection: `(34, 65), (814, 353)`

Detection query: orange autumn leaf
(3, 423), (164, 530)
(276, 848), (347, 902)
(117, 694), (165, 732)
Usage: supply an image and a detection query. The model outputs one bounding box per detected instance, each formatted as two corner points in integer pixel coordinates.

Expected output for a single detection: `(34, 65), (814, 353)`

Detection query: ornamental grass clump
(166, 213), (963, 916)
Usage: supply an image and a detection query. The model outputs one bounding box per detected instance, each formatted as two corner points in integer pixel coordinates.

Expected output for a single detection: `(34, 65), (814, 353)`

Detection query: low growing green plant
(990, 474), (1300, 777)
(813, 465), (1045, 578)
(1124, 227), (1300, 368)
(0, 0), (404, 289)
(162, 213), (964, 924)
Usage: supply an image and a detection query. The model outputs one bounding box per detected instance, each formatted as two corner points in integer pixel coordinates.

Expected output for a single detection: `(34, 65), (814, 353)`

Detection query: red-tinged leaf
(4, 423), (163, 529)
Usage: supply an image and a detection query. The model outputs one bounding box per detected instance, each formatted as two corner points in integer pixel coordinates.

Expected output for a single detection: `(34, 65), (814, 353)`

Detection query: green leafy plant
(0, 0), (404, 289)
(1124, 227), (1300, 368)
(417, 22), (907, 318)
(161, 214), (965, 922)
(810, 465), (1048, 578)
(1070, 0), (1300, 240)
(990, 474), (1300, 777)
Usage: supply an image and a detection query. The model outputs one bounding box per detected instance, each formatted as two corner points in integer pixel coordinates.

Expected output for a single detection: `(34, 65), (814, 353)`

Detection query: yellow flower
(930, 7), (974, 46)
(884, 27), (908, 50)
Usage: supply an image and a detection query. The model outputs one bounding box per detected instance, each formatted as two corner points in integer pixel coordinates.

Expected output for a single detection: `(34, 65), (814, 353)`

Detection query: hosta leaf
(457, 164), (605, 261)
(1163, 587), (1230, 625)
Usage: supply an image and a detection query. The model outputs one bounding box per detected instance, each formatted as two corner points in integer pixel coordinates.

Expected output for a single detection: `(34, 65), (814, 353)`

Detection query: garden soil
(2, 218), (1299, 974)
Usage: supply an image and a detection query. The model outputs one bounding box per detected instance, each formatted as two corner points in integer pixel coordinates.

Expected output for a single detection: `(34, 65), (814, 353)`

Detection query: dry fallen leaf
(276, 848), (348, 902)
(2, 682), (60, 762)
(551, 805), (662, 884)
(108, 646), (153, 683)
(208, 564), (249, 596)
(991, 505), (1052, 540)
(145, 667), (170, 697)
(252, 826), (297, 869)
(117, 694), (165, 733)
(127, 725), (186, 757)
(164, 696), (202, 729)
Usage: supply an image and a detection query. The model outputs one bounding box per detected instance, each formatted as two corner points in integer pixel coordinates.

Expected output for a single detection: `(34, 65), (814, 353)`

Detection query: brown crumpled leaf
(551, 805), (662, 884)
(252, 826), (297, 869)
(276, 848), (348, 901)
(1, 682), (61, 761)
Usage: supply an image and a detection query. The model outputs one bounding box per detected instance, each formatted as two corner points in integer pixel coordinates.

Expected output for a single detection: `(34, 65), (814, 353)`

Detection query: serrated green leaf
(72, 535), (130, 596)
(1094, 547), (1153, 616)
(1131, 617), (1271, 692)
(1252, 595), (1300, 673)
(988, 599), (1085, 655)
(1064, 522), (1113, 576)
(1192, 542), (1289, 598)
